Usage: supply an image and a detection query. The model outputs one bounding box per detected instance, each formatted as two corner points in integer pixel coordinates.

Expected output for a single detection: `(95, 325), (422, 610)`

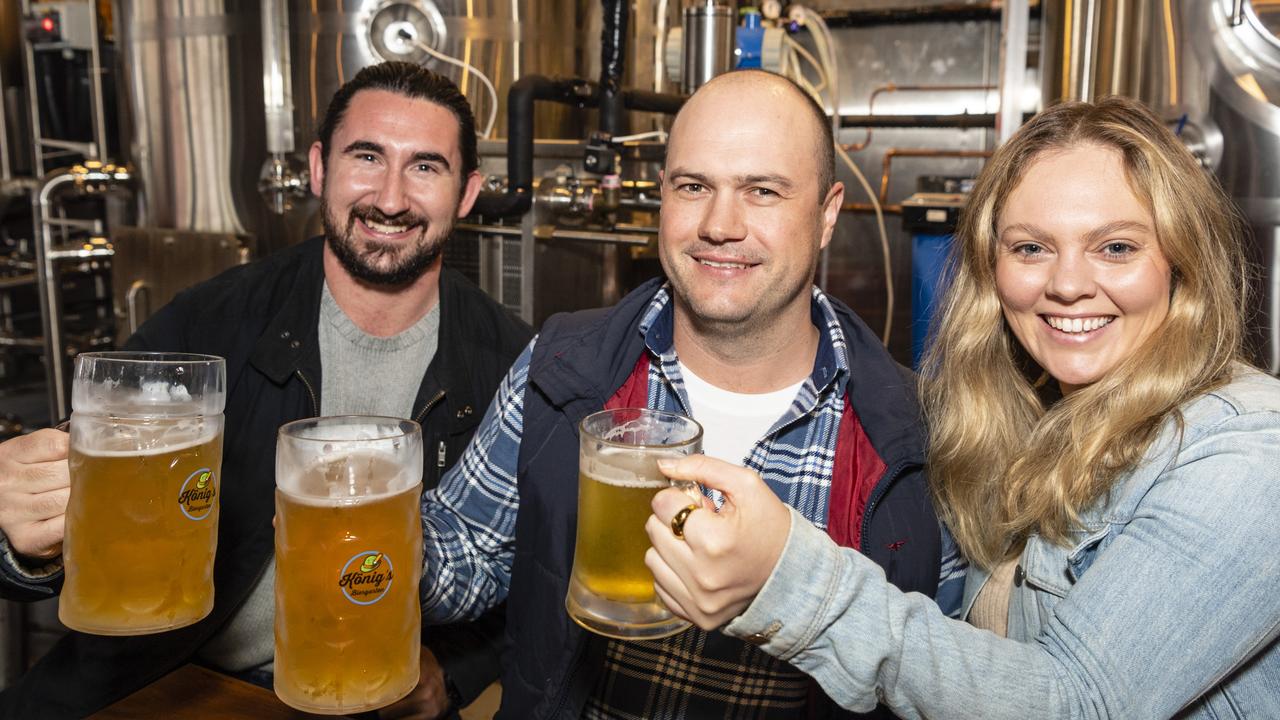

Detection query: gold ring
(670, 503), (699, 539)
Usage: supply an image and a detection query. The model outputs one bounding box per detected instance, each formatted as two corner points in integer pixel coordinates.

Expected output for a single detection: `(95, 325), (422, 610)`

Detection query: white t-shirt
(678, 361), (806, 465)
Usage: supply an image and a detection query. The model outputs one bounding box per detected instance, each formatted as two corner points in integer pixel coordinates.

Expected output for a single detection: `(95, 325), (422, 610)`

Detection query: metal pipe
(997, 0), (1031, 144)
(599, 0), (628, 138)
(0, 177), (40, 200)
(1230, 0), (1246, 26)
(20, 0), (42, 174)
(841, 201), (904, 215)
(33, 171), (77, 421)
(456, 222), (651, 246)
(839, 113), (999, 129)
(877, 148), (991, 205)
(623, 88), (686, 115)
(36, 138), (97, 155)
(125, 280), (151, 335)
(33, 162), (132, 421)
(42, 217), (101, 231)
(841, 147), (991, 215)
(470, 75), (598, 218)
(259, 0), (306, 215)
(821, 2), (1021, 27)
(86, 0), (106, 160)
(0, 275), (36, 291)
(261, 0), (294, 156)
(470, 77), (683, 218)
(842, 84), (997, 151)
(0, 336), (43, 348)
(0, 50), (9, 181)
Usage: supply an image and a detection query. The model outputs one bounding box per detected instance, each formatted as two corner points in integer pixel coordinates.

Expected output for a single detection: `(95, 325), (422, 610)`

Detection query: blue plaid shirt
(421, 284), (965, 624)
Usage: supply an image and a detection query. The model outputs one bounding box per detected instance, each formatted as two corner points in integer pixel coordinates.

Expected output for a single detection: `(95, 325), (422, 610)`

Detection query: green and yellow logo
(339, 550), (394, 605)
(178, 469), (217, 521)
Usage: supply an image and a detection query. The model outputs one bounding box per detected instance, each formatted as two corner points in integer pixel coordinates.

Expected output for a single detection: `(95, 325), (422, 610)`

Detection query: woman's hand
(644, 455), (792, 630)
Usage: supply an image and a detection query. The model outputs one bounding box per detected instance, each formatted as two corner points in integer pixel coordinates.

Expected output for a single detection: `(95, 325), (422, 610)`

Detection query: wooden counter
(92, 664), (344, 719)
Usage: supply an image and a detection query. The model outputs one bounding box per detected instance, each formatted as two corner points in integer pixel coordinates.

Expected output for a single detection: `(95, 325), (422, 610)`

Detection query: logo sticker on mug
(339, 551), (395, 605)
(178, 468), (217, 520)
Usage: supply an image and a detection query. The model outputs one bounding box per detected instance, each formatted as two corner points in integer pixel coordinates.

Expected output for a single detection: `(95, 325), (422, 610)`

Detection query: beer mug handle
(671, 479), (704, 506)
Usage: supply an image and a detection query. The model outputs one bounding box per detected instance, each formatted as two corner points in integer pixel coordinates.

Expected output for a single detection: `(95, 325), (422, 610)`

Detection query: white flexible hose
(414, 39), (500, 138)
(784, 5), (892, 346)
(836, 143), (893, 346)
(784, 36), (828, 92)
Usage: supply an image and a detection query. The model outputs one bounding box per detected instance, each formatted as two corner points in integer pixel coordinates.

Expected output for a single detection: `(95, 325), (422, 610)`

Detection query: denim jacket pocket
(1065, 525), (1111, 582)
(1019, 536), (1072, 599)
(1010, 524), (1112, 640)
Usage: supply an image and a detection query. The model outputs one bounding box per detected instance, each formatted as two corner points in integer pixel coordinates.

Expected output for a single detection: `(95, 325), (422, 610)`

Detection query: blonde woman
(644, 96), (1280, 718)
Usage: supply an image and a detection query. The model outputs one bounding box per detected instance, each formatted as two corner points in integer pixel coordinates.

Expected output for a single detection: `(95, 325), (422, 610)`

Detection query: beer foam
(72, 417), (220, 456)
(581, 468), (668, 490)
(278, 450), (420, 501)
(599, 416), (696, 447)
(279, 481), (419, 508)
(582, 451), (675, 489)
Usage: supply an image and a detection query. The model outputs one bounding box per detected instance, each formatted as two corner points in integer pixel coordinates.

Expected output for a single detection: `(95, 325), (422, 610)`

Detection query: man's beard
(322, 198), (452, 286)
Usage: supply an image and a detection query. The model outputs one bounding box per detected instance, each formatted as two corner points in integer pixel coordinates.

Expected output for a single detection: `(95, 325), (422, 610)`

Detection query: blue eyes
(1009, 241), (1139, 258)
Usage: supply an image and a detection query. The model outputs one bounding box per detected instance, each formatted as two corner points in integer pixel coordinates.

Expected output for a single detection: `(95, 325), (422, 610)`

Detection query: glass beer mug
(60, 352), (226, 635)
(274, 416), (424, 715)
(566, 408), (703, 640)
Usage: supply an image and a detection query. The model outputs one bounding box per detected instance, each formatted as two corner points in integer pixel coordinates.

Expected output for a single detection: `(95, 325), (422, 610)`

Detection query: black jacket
(0, 237), (532, 718)
(500, 278), (941, 719)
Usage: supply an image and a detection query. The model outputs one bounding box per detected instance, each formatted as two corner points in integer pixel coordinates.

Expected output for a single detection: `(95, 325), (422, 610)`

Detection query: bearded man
(0, 62), (530, 720)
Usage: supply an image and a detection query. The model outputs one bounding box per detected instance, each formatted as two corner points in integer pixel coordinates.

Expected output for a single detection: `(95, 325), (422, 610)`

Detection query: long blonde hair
(921, 97), (1249, 569)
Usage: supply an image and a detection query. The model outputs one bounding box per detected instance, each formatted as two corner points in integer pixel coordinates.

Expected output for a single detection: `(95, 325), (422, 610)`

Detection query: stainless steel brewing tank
(1040, 0), (1280, 373)
(285, 0), (586, 155)
(1192, 1), (1280, 374)
(115, 0), (261, 236)
(114, 0), (589, 251)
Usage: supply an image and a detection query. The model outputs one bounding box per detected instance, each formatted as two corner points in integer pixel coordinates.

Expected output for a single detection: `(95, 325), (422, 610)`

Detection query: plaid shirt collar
(636, 283), (851, 424)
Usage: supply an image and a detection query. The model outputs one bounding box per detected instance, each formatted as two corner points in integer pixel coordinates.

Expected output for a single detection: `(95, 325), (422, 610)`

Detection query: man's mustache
(346, 205), (428, 233)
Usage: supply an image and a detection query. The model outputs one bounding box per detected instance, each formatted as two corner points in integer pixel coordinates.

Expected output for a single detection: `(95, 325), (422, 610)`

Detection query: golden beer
(572, 469), (668, 604)
(566, 408), (702, 640)
(60, 415), (223, 635)
(274, 425), (424, 715)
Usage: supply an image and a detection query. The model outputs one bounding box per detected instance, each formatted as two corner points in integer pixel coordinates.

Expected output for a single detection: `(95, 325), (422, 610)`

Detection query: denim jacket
(724, 365), (1280, 719)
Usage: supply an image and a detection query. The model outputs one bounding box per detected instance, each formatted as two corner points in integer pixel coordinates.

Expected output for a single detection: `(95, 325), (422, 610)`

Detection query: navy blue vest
(499, 279), (941, 719)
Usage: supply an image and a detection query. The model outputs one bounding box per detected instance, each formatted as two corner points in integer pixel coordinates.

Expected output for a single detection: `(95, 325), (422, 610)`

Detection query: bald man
(418, 70), (954, 719)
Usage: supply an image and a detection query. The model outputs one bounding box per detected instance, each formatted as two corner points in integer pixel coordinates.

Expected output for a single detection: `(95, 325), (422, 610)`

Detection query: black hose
(623, 89), (686, 116)
(470, 75), (598, 218)
(599, 0), (628, 138)
(821, 2), (1039, 27)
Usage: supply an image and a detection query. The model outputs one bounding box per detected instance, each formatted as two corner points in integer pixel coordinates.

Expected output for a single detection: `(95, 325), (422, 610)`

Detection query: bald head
(667, 70), (836, 200)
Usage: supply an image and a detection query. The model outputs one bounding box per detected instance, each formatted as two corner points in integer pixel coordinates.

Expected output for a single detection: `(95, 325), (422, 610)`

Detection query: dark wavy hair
(317, 61), (478, 178)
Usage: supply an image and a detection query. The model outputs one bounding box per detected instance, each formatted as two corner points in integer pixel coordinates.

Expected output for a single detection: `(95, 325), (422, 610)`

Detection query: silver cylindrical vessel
(680, 2), (734, 94)
(1039, 0), (1280, 373)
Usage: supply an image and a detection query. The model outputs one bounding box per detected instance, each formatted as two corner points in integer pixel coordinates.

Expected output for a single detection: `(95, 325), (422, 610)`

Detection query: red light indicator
(40, 16), (55, 32)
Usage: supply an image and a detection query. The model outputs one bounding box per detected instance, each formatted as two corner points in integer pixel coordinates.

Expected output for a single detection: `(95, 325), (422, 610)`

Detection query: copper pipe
(842, 83), (997, 152)
(878, 148), (991, 205)
(842, 202), (904, 215)
(840, 147), (991, 215)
